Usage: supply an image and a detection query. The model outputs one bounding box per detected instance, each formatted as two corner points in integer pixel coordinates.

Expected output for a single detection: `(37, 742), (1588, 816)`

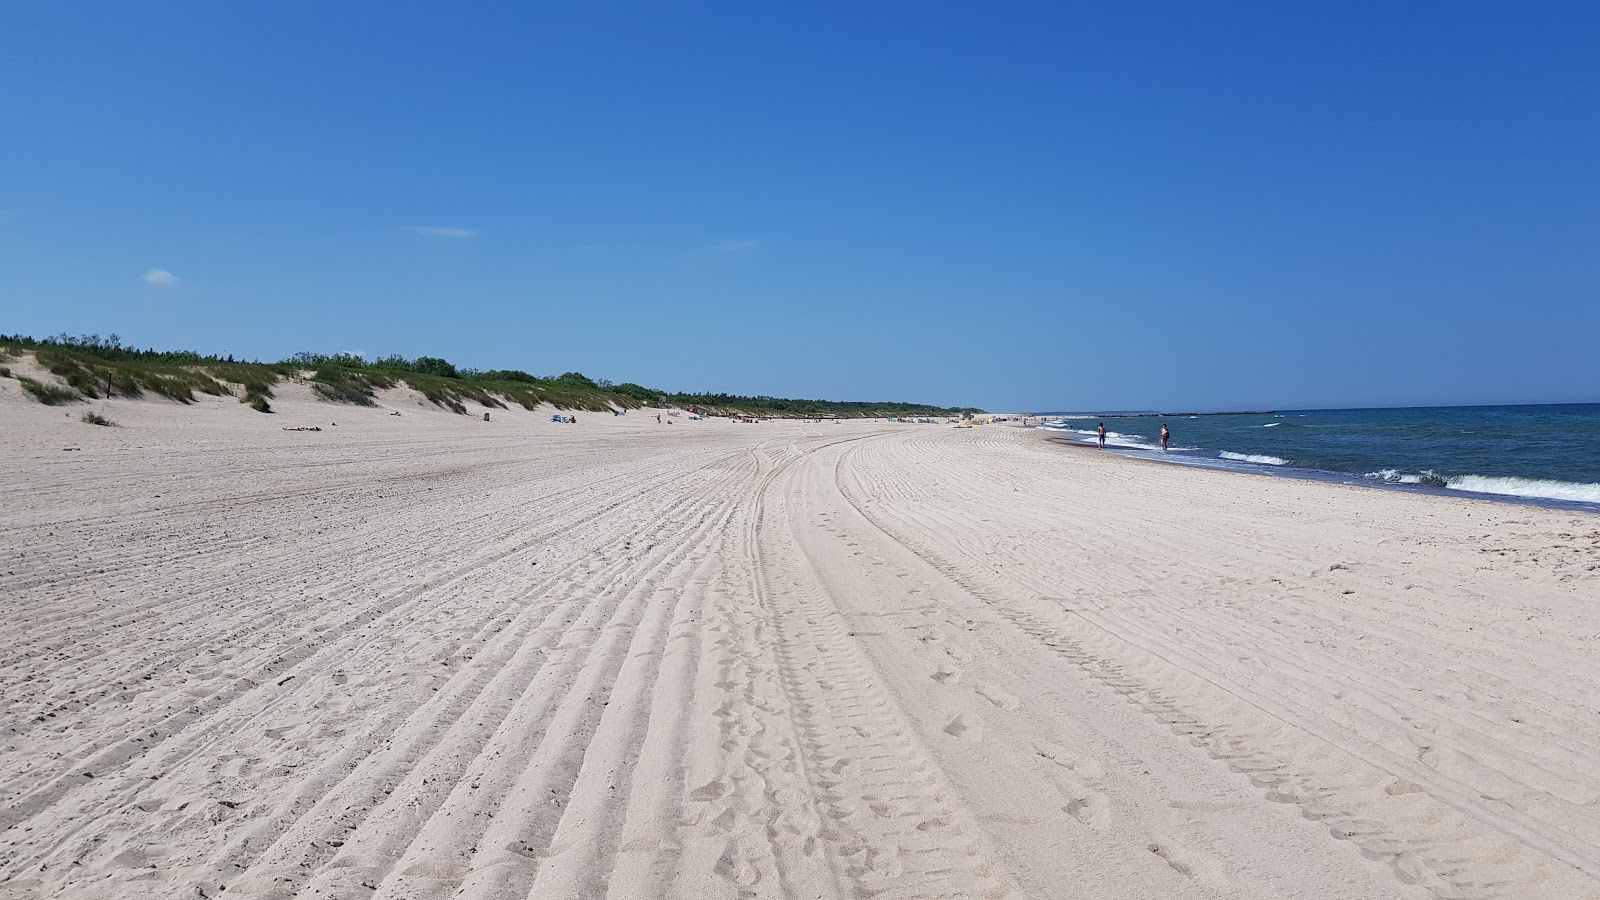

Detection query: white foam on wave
(1368, 470), (1600, 504)
(1262, 422), (1281, 428)
(1219, 451), (1288, 466)
(1071, 429), (1163, 450)
(1037, 424), (1160, 450)
(1368, 469), (1424, 484)
(1069, 428), (1143, 439)
(1447, 475), (1600, 505)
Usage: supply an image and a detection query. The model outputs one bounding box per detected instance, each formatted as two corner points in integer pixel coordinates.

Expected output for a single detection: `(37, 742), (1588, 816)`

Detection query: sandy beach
(3, 381), (1599, 900)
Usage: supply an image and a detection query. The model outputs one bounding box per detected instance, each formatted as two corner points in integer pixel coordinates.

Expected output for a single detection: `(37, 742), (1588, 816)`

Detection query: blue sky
(3, 2), (1597, 411)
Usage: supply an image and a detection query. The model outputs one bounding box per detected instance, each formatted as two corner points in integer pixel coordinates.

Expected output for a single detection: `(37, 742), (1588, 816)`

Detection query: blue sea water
(1036, 404), (1600, 511)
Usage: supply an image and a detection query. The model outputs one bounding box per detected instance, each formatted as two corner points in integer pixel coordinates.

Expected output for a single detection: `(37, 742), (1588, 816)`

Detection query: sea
(1035, 403), (1600, 513)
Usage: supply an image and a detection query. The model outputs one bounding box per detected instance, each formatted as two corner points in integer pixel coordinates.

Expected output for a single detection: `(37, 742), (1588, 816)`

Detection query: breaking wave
(1367, 469), (1427, 485)
(1447, 475), (1600, 505)
(1219, 452), (1288, 466)
(1368, 470), (1600, 504)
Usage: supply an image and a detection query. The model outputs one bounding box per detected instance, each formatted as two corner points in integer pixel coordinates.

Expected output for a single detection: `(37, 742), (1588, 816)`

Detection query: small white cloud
(412, 226), (476, 239)
(691, 238), (764, 259)
(143, 268), (178, 286)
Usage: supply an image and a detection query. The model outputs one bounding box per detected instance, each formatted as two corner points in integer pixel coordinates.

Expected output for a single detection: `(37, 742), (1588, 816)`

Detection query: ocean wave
(1069, 429), (1143, 439)
(1262, 422), (1281, 427)
(1365, 469), (1448, 486)
(1367, 470), (1600, 503)
(1219, 452), (1288, 466)
(1037, 424), (1161, 449)
(1059, 428), (1163, 450)
(1446, 475), (1600, 504)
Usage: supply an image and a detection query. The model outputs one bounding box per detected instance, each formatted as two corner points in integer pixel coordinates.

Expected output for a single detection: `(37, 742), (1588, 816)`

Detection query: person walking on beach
(1097, 422), (1107, 449)
(1160, 423), (1171, 451)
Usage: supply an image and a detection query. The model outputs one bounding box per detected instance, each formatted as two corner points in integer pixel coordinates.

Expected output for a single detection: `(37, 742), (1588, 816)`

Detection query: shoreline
(1040, 431), (1600, 515)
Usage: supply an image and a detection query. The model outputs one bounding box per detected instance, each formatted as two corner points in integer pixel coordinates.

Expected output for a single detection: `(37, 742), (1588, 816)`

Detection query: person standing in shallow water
(1160, 423), (1171, 451)
(1097, 422), (1107, 449)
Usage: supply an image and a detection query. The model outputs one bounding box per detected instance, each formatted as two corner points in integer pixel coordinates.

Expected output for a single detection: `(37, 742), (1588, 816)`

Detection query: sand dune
(3, 383), (1598, 899)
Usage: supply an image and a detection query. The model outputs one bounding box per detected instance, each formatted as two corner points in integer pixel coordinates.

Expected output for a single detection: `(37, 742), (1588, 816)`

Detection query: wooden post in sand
(106, 368), (115, 398)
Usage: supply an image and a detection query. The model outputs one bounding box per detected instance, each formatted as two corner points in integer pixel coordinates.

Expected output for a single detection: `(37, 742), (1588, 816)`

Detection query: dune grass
(309, 367), (395, 405)
(19, 377), (80, 405)
(3, 333), (975, 417)
(81, 411), (115, 426)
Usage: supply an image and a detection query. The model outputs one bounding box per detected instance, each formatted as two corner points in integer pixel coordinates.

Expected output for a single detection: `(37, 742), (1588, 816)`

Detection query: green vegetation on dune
(1, 333), (976, 417)
(660, 392), (965, 418)
(4, 334), (291, 405)
(19, 376), (80, 405)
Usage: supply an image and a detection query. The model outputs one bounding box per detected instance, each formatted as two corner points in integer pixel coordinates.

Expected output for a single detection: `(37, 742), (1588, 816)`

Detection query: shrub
(472, 369), (539, 384)
(612, 382), (665, 404)
(244, 392), (273, 413)
(18, 377), (79, 405)
(81, 411), (115, 426)
(408, 356), (459, 378)
(0, 366), (10, 378)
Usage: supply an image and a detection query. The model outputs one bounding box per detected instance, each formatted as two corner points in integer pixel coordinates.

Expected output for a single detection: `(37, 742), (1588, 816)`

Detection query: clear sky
(3, 2), (1597, 411)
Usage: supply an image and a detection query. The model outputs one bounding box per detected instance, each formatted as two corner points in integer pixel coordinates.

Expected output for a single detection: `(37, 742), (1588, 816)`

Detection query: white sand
(3, 373), (1599, 899)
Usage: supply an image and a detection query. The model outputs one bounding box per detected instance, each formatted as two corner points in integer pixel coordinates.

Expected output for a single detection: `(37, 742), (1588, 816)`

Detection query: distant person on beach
(1097, 423), (1107, 448)
(1160, 424), (1170, 451)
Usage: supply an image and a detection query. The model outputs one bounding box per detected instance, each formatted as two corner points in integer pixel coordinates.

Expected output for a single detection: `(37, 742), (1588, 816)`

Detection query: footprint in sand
(1063, 789), (1111, 830)
(689, 779), (731, 802)
(714, 842), (763, 887)
(1146, 837), (1228, 889)
(930, 664), (962, 685)
(944, 713), (984, 741)
(973, 683), (1020, 710)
